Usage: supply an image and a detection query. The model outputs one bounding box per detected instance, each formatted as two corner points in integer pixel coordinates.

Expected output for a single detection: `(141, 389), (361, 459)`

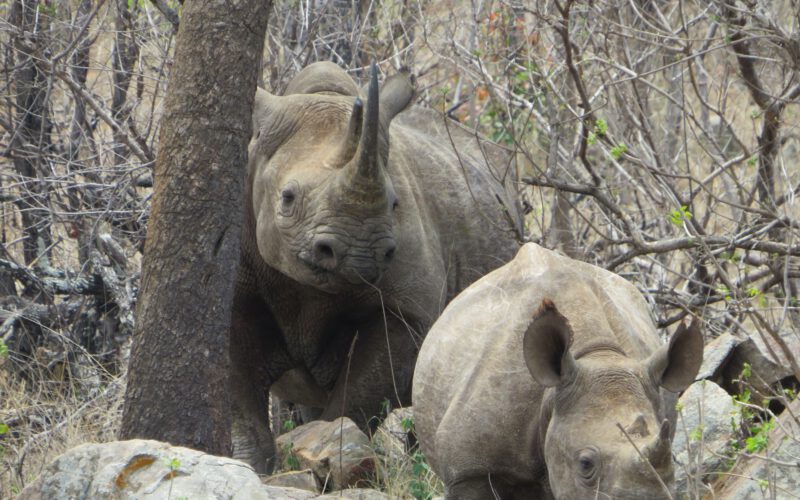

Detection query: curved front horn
(328, 98), (363, 167)
(356, 63), (381, 181)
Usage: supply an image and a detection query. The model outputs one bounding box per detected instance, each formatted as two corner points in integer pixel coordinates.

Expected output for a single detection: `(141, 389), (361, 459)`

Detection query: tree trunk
(10, 0), (54, 268)
(119, 0), (269, 456)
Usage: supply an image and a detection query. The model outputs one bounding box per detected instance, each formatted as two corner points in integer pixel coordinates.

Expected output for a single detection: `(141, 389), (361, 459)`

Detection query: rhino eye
(392, 198), (399, 211)
(577, 448), (599, 481)
(281, 189), (295, 205)
(279, 184), (299, 216)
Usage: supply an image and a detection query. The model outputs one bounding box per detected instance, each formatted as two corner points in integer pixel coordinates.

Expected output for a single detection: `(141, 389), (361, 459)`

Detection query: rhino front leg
(320, 315), (419, 427)
(231, 381), (273, 474)
(229, 298), (279, 474)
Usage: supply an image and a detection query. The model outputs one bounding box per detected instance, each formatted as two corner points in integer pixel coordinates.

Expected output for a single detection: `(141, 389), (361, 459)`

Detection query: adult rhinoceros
(413, 243), (703, 499)
(229, 62), (521, 472)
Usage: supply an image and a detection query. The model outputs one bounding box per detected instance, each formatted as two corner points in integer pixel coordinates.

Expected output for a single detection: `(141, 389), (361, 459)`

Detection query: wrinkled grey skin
(413, 243), (704, 499)
(230, 62), (521, 473)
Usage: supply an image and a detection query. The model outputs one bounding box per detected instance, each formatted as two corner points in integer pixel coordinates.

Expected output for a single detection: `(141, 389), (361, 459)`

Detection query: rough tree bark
(9, 0), (53, 268)
(119, 1), (269, 455)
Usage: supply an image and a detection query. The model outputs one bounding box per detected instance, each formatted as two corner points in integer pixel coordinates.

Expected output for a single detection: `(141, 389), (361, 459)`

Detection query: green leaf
(745, 433), (768, 453)
(37, 4), (57, 16)
(594, 118), (608, 136)
(690, 425), (703, 442)
(741, 363), (752, 380)
(610, 143), (628, 159)
(0, 423), (9, 435)
(669, 205), (693, 226)
(0, 339), (8, 357)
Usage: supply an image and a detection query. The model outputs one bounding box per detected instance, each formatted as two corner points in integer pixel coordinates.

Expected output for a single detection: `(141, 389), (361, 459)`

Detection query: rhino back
(395, 106), (518, 218)
(383, 108), (520, 313)
(413, 243), (661, 485)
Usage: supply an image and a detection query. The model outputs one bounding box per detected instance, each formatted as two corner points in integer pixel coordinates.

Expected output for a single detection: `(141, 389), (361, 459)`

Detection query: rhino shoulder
(396, 107), (515, 174)
(515, 244), (661, 355)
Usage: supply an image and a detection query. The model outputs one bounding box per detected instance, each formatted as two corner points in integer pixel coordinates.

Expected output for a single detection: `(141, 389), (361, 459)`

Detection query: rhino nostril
(384, 244), (396, 262)
(318, 243), (333, 258)
(313, 239), (338, 268)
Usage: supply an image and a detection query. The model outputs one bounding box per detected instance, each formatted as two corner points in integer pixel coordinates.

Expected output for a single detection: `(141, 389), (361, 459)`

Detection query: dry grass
(0, 339), (124, 497)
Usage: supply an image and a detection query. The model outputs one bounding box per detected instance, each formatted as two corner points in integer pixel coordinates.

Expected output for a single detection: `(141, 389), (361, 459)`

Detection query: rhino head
(523, 299), (703, 499)
(248, 65), (414, 292)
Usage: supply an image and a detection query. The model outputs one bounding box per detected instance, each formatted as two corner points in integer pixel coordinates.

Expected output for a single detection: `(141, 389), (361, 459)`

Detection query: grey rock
(16, 439), (315, 500)
(264, 469), (320, 493)
(276, 418), (376, 490)
(372, 407), (414, 464)
(696, 332), (741, 381)
(723, 334), (800, 402)
(673, 380), (741, 496)
(711, 399), (800, 499)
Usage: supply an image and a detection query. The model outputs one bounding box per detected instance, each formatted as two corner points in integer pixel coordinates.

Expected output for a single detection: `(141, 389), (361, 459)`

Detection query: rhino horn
(642, 419), (672, 468)
(356, 63), (382, 181)
(329, 98), (364, 167)
(342, 64), (414, 188)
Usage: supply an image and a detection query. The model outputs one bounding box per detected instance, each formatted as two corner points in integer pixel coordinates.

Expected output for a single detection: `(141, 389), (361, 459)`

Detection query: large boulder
(672, 380), (741, 496)
(263, 469), (320, 493)
(710, 398), (800, 499)
(275, 417), (376, 490)
(371, 407), (414, 464)
(721, 335), (800, 402)
(16, 439), (315, 500)
(695, 332), (741, 381)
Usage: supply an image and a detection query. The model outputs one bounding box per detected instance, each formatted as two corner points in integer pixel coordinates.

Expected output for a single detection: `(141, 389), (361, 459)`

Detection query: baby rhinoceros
(413, 243), (703, 500)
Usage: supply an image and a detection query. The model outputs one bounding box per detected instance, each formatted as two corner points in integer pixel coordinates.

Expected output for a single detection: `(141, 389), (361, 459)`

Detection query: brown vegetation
(1, 0), (798, 497)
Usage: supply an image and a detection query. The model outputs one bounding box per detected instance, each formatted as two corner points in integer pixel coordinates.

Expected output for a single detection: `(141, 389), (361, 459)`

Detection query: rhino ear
(251, 88), (294, 157)
(379, 69), (414, 124)
(647, 317), (704, 393)
(523, 299), (577, 387)
(252, 87), (275, 134)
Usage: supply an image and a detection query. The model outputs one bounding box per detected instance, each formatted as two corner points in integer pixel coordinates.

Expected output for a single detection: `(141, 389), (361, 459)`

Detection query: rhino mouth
(301, 257), (384, 284)
(297, 232), (394, 289)
(298, 251), (386, 288)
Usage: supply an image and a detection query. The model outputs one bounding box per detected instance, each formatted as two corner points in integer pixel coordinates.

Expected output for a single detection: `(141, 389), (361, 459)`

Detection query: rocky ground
(16, 335), (800, 499)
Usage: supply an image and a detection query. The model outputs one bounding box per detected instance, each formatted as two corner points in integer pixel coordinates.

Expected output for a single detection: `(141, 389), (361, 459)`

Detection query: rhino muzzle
(307, 233), (396, 284)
